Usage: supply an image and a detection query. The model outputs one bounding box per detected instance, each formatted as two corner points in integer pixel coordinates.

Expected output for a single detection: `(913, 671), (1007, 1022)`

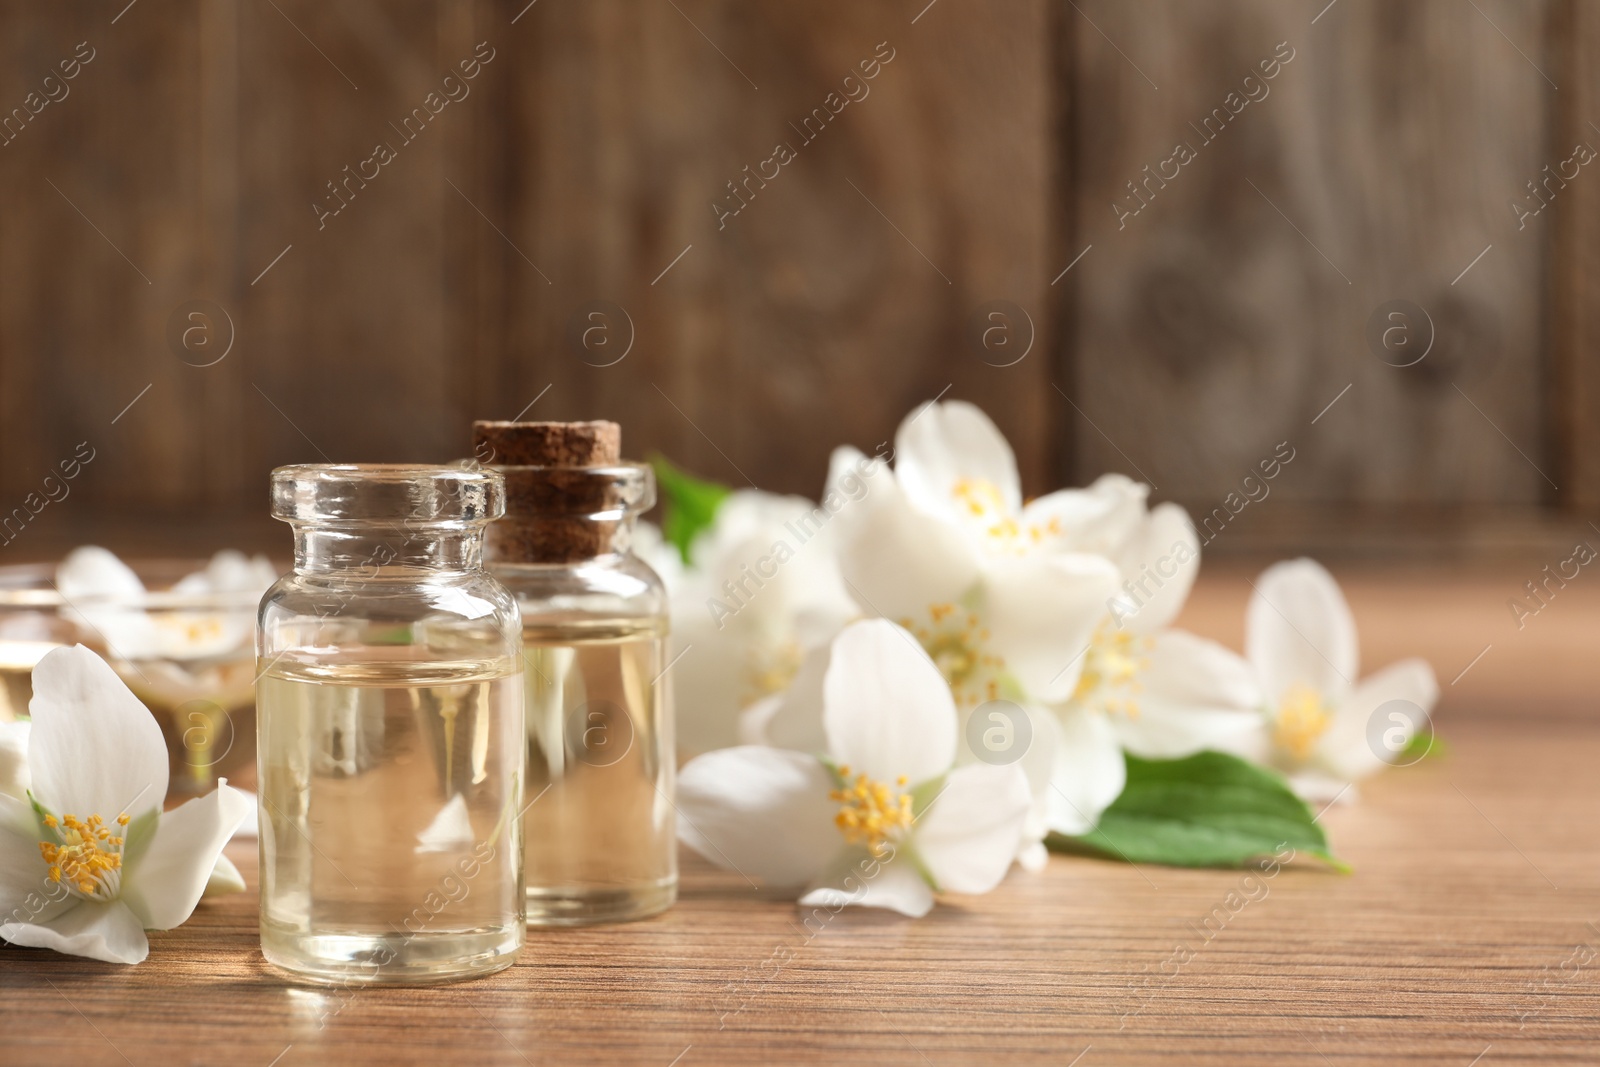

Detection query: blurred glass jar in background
(0, 547), (273, 791)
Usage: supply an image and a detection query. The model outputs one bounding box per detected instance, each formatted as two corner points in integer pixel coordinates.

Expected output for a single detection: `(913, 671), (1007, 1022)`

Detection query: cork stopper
(473, 420), (620, 468)
(472, 420), (625, 563)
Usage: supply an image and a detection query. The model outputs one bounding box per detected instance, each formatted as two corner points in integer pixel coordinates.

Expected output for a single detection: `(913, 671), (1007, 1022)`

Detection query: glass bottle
(478, 428), (676, 925)
(256, 464), (525, 984)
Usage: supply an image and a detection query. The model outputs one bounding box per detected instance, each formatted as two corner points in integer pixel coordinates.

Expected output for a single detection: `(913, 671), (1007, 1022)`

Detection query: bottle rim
(270, 463), (505, 525)
(488, 462), (655, 518)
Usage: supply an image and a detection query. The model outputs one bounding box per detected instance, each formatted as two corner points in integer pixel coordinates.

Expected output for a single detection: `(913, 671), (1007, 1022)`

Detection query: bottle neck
(488, 513), (639, 564)
(292, 523), (485, 576)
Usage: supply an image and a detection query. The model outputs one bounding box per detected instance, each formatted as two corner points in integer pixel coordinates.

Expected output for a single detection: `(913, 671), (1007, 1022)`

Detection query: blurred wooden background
(0, 0), (1596, 559)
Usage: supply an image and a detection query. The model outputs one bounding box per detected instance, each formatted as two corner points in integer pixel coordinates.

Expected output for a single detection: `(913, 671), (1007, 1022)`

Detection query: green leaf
(1048, 750), (1347, 870)
(1401, 729), (1445, 761)
(650, 454), (733, 564)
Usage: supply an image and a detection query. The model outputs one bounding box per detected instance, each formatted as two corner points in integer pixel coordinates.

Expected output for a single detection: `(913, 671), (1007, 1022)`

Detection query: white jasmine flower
(1041, 509), (1262, 834)
(664, 488), (860, 755)
(0, 646), (250, 963)
(1089, 474), (1201, 634)
(1245, 559), (1439, 800)
(892, 401), (1115, 561)
(770, 444), (1115, 866)
(677, 620), (1031, 917)
(1043, 473), (1267, 831)
(829, 437), (1119, 710)
(1069, 628), (1266, 760)
(1041, 628), (1265, 836)
(892, 405), (1196, 603)
(827, 403), (1134, 859)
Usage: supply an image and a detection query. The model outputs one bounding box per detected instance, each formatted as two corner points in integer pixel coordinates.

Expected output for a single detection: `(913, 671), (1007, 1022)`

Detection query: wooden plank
(0, 0), (1585, 548)
(3, 570), (1597, 1065)
(0, 3), (218, 533)
(236, 1), (479, 479)
(0, 0), (1060, 526)
(1068, 0), (1554, 511)
(1051, 0), (1081, 490)
(0, 0), (1576, 546)
(1549, 0), (1600, 509)
(194, 0), (248, 517)
(485, 0), (1058, 496)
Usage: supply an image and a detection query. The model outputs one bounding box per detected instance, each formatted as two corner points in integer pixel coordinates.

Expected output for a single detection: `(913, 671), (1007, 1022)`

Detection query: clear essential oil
(472, 419), (677, 926)
(521, 616), (676, 924)
(258, 651), (524, 984)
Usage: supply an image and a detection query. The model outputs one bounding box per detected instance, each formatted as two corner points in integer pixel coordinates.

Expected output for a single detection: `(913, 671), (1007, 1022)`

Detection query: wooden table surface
(6, 567), (1599, 1066)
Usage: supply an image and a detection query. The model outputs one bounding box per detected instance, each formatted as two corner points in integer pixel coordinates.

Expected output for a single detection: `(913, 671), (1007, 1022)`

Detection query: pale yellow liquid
(257, 652), (524, 984)
(132, 662), (257, 794)
(522, 618), (676, 924)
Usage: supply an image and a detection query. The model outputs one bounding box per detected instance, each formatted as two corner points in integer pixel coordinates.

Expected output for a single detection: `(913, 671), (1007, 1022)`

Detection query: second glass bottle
(475, 420), (677, 925)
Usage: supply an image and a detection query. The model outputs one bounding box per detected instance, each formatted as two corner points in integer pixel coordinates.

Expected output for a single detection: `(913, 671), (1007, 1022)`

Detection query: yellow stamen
(830, 770), (914, 857)
(1074, 621), (1152, 718)
(1273, 683), (1332, 761)
(952, 478), (1005, 512)
(912, 601), (1007, 708)
(952, 478), (1031, 551)
(742, 640), (803, 705)
(37, 809), (128, 902)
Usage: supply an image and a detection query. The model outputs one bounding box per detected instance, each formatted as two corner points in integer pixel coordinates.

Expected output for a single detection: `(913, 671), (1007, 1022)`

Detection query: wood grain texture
(0, 0), (1060, 542)
(484, 0), (1058, 497)
(0, 0), (1590, 559)
(5, 571), (1599, 1066)
(1549, 0), (1600, 509)
(0, 3), (218, 511)
(1068, 0), (1555, 510)
(237, 0), (481, 469)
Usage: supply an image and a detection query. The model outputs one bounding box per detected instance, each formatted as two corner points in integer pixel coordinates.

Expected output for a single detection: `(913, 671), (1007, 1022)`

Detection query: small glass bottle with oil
(474, 420), (675, 925)
(256, 464), (525, 984)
